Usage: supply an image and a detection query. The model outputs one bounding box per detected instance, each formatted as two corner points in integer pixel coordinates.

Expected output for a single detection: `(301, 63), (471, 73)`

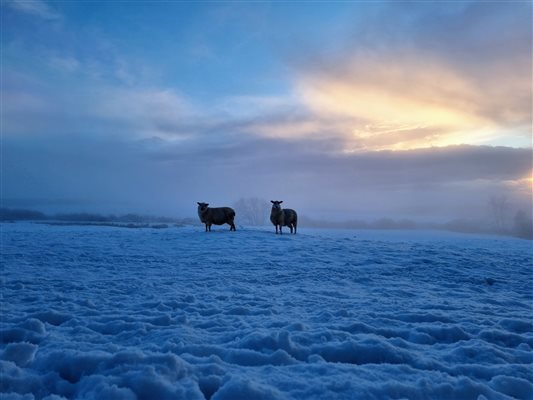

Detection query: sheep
(270, 200), (298, 234)
(197, 202), (236, 232)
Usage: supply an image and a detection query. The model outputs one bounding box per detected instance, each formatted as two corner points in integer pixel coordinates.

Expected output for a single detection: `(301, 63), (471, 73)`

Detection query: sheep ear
(197, 202), (201, 205)
(205, 203), (209, 206)
(271, 200), (275, 203)
(279, 201), (283, 204)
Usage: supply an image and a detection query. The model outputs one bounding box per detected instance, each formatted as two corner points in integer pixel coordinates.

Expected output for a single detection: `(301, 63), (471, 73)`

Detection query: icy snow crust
(1, 223), (532, 400)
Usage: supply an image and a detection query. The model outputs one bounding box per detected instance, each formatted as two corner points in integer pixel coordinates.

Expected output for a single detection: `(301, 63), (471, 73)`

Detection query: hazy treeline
(0, 208), (196, 225)
(232, 197), (533, 240)
(2, 202), (532, 240)
(299, 215), (533, 240)
(232, 196), (533, 240)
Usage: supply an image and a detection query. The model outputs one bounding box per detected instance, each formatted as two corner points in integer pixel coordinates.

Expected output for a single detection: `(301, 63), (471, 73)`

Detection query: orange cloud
(292, 53), (531, 151)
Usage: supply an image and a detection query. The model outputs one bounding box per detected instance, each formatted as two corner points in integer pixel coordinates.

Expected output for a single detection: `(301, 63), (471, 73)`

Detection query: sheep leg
(205, 224), (208, 232)
(289, 225), (293, 234)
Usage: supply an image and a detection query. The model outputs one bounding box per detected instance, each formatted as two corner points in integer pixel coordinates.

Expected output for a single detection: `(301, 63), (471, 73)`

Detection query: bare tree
(233, 197), (270, 226)
(489, 195), (509, 232)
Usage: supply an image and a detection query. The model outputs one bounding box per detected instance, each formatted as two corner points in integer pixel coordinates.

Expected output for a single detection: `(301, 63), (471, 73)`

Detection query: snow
(1, 222), (532, 399)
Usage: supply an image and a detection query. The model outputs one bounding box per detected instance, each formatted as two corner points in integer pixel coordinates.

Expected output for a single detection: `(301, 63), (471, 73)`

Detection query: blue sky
(2, 1), (532, 220)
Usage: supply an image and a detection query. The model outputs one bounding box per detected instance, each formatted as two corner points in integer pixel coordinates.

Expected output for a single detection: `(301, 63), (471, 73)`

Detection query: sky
(1, 0), (532, 222)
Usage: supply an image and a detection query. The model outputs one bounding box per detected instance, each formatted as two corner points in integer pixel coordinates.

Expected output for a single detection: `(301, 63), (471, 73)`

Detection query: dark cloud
(4, 130), (531, 220)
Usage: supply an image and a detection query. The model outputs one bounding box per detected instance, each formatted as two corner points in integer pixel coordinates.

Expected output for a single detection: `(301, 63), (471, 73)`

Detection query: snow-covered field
(1, 222), (532, 400)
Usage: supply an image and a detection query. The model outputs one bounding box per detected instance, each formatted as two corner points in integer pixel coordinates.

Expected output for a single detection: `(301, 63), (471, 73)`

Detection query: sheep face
(271, 200), (283, 210)
(197, 202), (209, 213)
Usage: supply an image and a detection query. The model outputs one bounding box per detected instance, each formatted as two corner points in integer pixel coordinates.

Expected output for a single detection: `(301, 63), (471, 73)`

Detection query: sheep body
(270, 200), (297, 234)
(197, 202), (236, 232)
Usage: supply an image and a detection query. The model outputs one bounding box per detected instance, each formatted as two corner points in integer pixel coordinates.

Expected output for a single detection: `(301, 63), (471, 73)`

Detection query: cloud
(163, 2), (530, 153)
(295, 55), (530, 150)
(90, 87), (195, 138)
(4, 126), (531, 219)
(2, 69), (195, 139)
(3, 64), (530, 218)
(286, 1), (532, 151)
(135, 130), (532, 194)
(295, 63), (483, 150)
(2, 1), (531, 220)
(5, 1), (529, 153)
(6, 0), (61, 20)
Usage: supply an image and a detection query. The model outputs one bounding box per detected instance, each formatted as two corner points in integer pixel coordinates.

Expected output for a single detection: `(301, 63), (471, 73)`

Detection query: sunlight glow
(297, 78), (492, 151)
(294, 56), (529, 152)
(526, 175), (533, 188)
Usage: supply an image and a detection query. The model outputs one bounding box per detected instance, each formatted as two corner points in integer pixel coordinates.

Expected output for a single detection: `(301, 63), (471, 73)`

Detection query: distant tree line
(299, 213), (532, 240)
(0, 208), (195, 225)
(2, 197), (532, 240)
(0, 208), (47, 221)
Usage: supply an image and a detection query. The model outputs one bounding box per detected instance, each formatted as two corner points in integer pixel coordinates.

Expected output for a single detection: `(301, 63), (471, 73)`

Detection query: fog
(3, 133), (531, 224)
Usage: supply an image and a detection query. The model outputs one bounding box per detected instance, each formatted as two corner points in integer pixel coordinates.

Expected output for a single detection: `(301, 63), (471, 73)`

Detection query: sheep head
(197, 202), (209, 213)
(270, 200), (283, 210)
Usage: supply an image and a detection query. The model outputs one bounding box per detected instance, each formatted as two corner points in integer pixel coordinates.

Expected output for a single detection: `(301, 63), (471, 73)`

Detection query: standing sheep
(197, 202), (236, 232)
(270, 200), (298, 234)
